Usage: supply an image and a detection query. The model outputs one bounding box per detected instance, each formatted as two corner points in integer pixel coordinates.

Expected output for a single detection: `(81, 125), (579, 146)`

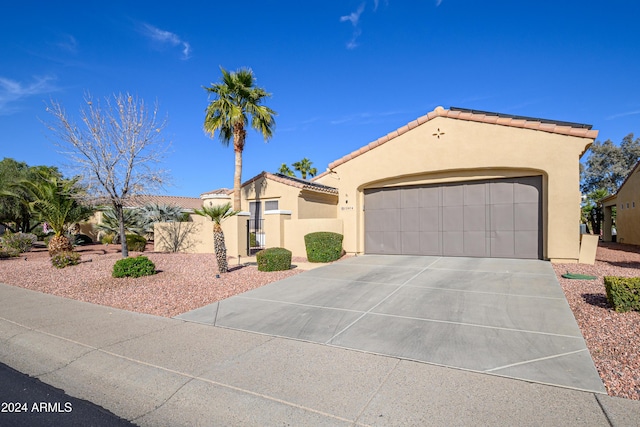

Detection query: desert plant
(51, 251), (81, 268)
(0, 231), (37, 253)
(193, 202), (239, 274)
(96, 207), (145, 243)
(112, 256), (156, 278)
(100, 233), (115, 245)
(73, 233), (93, 246)
(304, 232), (343, 263)
(256, 247), (292, 272)
(604, 276), (640, 312)
(126, 234), (147, 252)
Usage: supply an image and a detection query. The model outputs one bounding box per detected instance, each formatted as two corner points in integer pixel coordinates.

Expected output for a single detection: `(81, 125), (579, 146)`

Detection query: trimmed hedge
(126, 234), (147, 252)
(113, 256), (156, 278)
(256, 247), (292, 272)
(304, 232), (343, 263)
(604, 276), (640, 312)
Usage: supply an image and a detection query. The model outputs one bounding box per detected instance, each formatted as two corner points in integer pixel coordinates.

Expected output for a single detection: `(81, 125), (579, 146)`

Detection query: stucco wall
(241, 177), (300, 217)
(315, 116), (593, 262)
(614, 167), (640, 245)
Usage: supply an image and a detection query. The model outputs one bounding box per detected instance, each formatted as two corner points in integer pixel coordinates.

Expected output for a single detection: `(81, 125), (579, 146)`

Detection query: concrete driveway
(177, 255), (605, 393)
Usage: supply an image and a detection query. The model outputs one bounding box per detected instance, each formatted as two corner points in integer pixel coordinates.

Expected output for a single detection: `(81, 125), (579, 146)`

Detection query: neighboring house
(81, 195), (203, 241)
(162, 106), (598, 263)
(601, 160), (640, 245)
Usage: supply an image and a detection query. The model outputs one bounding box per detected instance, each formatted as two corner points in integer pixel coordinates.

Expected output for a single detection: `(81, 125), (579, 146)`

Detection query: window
(627, 203), (630, 208)
(249, 201), (261, 221)
(265, 200), (279, 211)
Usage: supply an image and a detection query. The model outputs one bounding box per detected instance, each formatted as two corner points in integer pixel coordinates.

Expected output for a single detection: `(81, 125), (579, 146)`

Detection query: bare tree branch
(44, 92), (171, 257)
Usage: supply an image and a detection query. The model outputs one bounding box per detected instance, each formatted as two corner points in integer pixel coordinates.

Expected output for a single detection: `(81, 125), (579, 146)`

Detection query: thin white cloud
(340, 3), (366, 49)
(142, 23), (191, 60)
(606, 110), (640, 120)
(330, 110), (405, 125)
(0, 76), (57, 115)
(55, 34), (78, 53)
(436, 0), (443, 6)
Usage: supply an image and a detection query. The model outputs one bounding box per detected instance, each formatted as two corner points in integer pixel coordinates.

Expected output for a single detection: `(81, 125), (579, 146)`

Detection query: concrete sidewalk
(1, 283), (639, 426)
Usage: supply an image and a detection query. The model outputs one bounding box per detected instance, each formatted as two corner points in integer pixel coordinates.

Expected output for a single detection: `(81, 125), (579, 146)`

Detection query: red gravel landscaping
(1, 241), (638, 400)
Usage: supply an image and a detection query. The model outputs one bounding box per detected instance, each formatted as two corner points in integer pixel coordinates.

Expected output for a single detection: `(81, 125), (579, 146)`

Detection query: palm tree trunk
(213, 225), (228, 273)
(233, 148), (242, 211)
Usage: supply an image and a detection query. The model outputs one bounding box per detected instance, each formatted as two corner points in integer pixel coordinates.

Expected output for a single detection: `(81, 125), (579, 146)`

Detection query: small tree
(581, 134), (640, 194)
(194, 202), (239, 274)
(19, 173), (94, 255)
(45, 93), (170, 258)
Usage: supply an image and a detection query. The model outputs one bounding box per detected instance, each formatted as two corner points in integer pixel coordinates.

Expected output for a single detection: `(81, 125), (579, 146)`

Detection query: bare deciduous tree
(44, 93), (170, 257)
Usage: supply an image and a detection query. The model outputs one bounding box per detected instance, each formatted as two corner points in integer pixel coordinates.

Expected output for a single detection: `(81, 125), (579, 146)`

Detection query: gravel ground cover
(553, 242), (640, 400)
(0, 241), (638, 400)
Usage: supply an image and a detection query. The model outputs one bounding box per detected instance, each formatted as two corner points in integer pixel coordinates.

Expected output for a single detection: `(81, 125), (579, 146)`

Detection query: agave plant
(138, 203), (187, 233)
(96, 207), (145, 243)
(194, 202), (239, 273)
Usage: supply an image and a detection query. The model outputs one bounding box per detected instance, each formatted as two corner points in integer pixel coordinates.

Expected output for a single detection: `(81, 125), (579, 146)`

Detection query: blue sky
(2, 1), (640, 197)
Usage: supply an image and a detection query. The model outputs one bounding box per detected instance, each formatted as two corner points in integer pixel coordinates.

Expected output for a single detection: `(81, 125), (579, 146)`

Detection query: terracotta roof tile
(123, 195), (203, 210)
(325, 106), (599, 171)
(242, 171), (338, 195)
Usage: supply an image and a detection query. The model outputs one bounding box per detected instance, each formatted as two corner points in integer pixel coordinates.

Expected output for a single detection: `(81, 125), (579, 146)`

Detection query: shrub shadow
(581, 293), (611, 309)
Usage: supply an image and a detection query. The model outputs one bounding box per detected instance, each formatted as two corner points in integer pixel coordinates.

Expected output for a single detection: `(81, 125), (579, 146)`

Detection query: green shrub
(604, 276), (640, 312)
(73, 234), (94, 246)
(51, 251), (81, 269)
(256, 247), (292, 272)
(126, 234), (147, 252)
(1, 232), (37, 253)
(101, 233), (115, 245)
(249, 232), (257, 248)
(0, 248), (20, 258)
(112, 256), (156, 278)
(304, 232), (343, 263)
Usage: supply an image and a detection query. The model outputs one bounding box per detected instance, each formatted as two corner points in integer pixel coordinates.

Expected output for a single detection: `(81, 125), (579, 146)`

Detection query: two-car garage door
(364, 176), (542, 259)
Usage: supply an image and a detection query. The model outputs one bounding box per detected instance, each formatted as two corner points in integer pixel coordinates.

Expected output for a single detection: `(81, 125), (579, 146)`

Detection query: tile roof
(122, 195), (203, 210)
(200, 188), (233, 197)
(243, 171), (338, 195)
(315, 106), (599, 177)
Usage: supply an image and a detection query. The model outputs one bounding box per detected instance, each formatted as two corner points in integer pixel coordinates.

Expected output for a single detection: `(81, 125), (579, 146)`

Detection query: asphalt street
(0, 362), (136, 427)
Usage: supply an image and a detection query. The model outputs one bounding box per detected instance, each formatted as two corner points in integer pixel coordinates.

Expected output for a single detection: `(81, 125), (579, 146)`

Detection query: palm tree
(194, 202), (239, 274)
(138, 203), (186, 234)
(203, 67), (277, 210)
(20, 174), (94, 255)
(292, 158), (317, 180)
(277, 163), (295, 177)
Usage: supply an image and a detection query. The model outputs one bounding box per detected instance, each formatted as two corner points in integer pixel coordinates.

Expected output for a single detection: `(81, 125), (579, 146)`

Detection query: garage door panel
(401, 208), (420, 231)
(365, 210), (387, 232)
(514, 203), (539, 230)
(401, 188), (420, 208)
(365, 177), (541, 259)
(515, 180), (540, 203)
(491, 230), (515, 257)
(464, 183), (486, 205)
(491, 182), (514, 204)
(464, 231), (488, 256)
(364, 189), (386, 210)
(443, 185), (464, 206)
(420, 232), (440, 255)
(383, 232), (401, 254)
(442, 206), (463, 231)
(491, 204), (514, 231)
(443, 231), (464, 256)
(419, 207), (439, 231)
(464, 205), (486, 231)
(401, 232), (421, 254)
(420, 187), (440, 207)
(515, 230), (540, 258)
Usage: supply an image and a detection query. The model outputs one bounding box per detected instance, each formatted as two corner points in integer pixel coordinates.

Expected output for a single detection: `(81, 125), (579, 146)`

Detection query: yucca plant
(194, 202), (239, 273)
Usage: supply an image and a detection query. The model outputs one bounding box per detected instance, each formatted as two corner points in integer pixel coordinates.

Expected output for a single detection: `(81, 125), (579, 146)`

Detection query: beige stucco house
(159, 106), (598, 263)
(601, 160), (640, 245)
